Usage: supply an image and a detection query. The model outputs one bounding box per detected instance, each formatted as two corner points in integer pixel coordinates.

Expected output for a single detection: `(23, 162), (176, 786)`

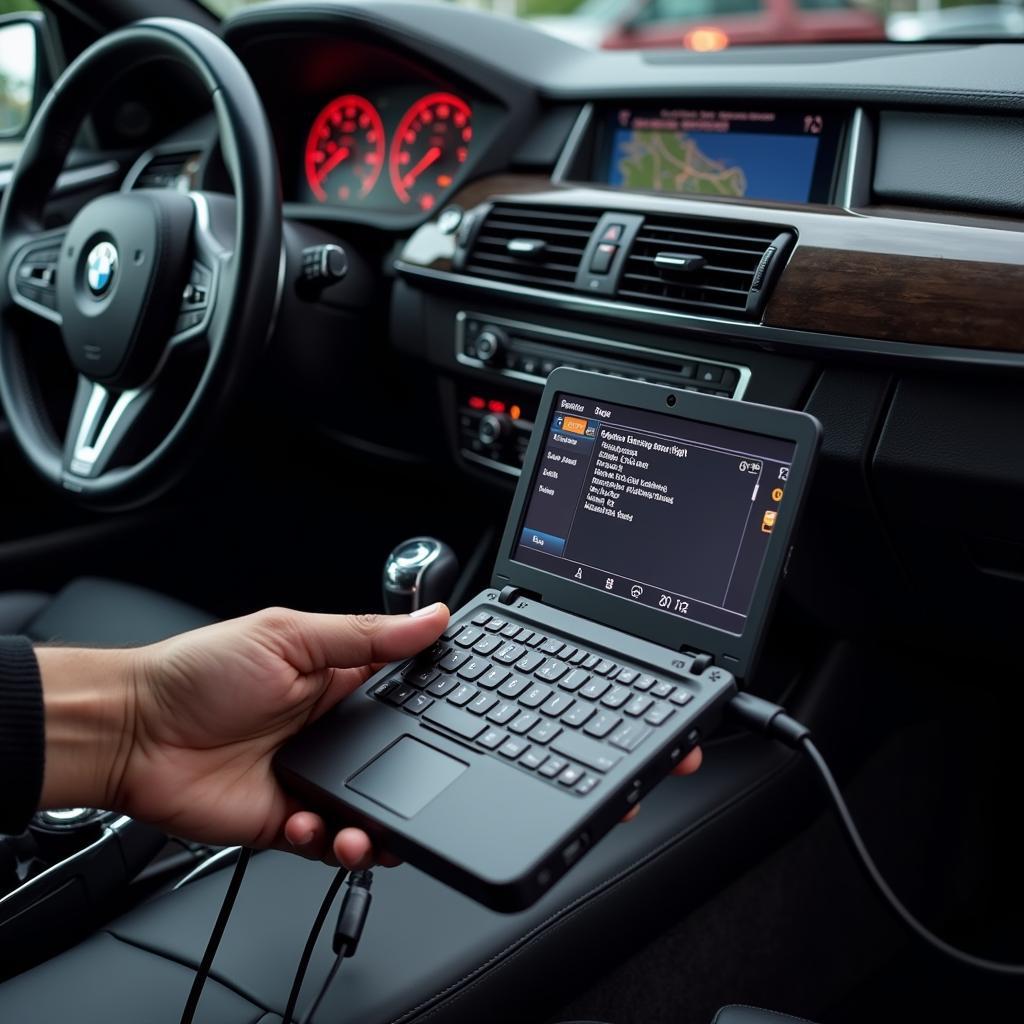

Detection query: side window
(634, 0), (763, 27)
(0, 4), (42, 165)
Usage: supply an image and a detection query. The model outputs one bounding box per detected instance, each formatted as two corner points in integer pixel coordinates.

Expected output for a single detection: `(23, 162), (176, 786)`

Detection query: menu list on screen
(513, 393), (795, 636)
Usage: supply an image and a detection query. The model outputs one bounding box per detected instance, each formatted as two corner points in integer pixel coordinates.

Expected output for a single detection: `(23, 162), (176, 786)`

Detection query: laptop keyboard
(370, 611), (697, 797)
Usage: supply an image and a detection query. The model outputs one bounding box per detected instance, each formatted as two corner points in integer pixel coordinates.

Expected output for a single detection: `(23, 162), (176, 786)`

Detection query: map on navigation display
(606, 108), (827, 204)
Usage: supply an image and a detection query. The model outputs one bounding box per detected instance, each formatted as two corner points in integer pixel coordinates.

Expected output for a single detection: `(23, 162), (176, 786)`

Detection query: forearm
(36, 646), (138, 812)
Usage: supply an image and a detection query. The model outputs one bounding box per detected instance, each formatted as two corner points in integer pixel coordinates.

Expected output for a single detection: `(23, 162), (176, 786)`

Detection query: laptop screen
(511, 392), (796, 637)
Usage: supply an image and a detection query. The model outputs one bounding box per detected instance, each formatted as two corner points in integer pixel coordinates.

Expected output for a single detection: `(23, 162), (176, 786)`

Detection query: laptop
(276, 368), (820, 912)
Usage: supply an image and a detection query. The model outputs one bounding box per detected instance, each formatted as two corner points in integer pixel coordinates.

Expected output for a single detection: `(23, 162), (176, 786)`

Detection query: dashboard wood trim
(415, 174), (1024, 354)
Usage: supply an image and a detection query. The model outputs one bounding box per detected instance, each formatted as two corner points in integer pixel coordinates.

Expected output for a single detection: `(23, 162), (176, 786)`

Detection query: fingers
(334, 827), (376, 871)
(672, 745), (703, 776)
(283, 810), (333, 861)
(269, 604), (450, 673)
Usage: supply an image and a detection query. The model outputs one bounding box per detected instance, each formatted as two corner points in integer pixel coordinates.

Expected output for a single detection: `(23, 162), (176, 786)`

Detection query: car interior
(0, 0), (1022, 1021)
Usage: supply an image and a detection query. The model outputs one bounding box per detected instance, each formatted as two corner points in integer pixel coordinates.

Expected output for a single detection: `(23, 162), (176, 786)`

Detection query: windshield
(203, 0), (1023, 46)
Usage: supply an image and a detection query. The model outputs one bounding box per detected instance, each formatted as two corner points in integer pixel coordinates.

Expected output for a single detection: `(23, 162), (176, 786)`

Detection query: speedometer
(304, 94), (385, 203)
(389, 93), (472, 211)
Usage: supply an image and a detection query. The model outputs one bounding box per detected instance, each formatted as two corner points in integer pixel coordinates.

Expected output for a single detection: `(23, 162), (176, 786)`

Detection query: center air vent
(619, 216), (794, 319)
(129, 151), (201, 191)
(463, 204), (601, 289)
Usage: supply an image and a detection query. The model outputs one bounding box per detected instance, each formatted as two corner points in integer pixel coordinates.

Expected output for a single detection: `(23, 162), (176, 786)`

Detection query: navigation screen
(512, 393), (795, 635)
(602, 106), (841, 204)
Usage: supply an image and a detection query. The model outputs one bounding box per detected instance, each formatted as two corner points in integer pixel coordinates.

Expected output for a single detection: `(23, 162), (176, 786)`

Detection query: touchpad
(347, 736), (468, 819)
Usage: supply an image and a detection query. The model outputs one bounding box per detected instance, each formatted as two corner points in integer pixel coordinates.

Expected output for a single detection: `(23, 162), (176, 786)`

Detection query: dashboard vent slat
(620, 214), (794, 319)
(463, 203), (601, 288)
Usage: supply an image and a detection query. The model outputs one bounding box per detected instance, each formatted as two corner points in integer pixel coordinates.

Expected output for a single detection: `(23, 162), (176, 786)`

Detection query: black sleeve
(0, 636), (44, 836)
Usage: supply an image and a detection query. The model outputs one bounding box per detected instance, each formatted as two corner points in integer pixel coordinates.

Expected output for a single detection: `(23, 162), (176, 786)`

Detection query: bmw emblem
(85, 241), (118, 297)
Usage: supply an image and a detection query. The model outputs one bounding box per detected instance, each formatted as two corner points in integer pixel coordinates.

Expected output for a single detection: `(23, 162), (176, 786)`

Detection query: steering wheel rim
(0, 18), (282, 509)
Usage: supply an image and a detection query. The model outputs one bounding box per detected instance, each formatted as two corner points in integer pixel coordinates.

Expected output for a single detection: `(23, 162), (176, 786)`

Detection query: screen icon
(574, 567), (583, 580)
(771, 487), (784, 502)
(761, 510), (778, 534)
(561, 415), (589, 436)
(630, 584), (643, 598)
(605, 578), (615, 590)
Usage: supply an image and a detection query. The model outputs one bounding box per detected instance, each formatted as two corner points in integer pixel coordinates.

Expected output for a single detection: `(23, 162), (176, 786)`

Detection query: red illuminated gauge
(389, 93), (472, 211)
(304, 94), (385, 203)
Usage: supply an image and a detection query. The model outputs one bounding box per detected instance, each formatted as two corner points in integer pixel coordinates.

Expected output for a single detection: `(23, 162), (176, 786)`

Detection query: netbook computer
(276, 369), (820, 912)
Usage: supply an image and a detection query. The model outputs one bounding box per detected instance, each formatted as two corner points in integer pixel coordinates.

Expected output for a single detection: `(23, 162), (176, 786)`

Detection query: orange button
(562, 416), (588, 435)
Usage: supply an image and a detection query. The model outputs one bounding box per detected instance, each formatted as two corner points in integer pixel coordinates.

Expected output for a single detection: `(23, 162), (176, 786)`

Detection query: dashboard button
(697, 363), (724, 384)
(601, 224), (624, 242)
(590, 243), (617, 274)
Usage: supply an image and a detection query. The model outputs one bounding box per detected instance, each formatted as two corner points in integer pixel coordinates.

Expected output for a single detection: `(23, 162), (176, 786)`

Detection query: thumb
(278, 603), (450, 672)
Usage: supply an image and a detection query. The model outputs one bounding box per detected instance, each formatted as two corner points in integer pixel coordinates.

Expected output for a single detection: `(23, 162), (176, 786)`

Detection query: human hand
(38, 603), (450, 869)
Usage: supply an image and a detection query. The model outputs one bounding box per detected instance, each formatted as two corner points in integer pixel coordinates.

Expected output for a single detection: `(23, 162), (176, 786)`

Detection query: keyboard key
(551, 731), (622, 773)
(406, 666), (439, 689)
(520, 749), (548, 771)
(405, 692), (434, 715)
(458, 657), (490, 681)
(442, 623), (462, 641)
(541, 691), (574, 717)
(540, 637), (564, 656)
(469, 692), (498, 715)
(471, 612), (491, 626)
(521, 683), (552, 708)
(624, 695), (654, 717)
(558, 765), (584, 787)
(454, 626), (484, 648)
(488, 700), (519, 724)
(479, 727), (506, 749)
(594, 659), (617, 676)
(517, 630), (536, 646)
(419, 641), (449, 665)
(508, 711), (539, 735)
(645, 703), (675, 726)
(537, 659), (569, 682)
(568, 650), (588, 665)
(609, 722), (652, 753)
(439, 650), (470, 672)
(449, 683), (477, 706)
(615, 668), (638, 684)
(539, 756), (567, 779)
(575, 774), (599, 795)
(478, 666), (509, 690)
(515, 650), (546, 674)
(424, 702), (488, 740)
(669, 689), (694, 707)
(387, 683), (415, 706)
(634, 674), (657, 691)
(473, 634), (503, 656)
(499, 737), (531, 760)
(494, 642), (526, 665)
(651, 681), (675, 698)
(499, 675), (530, 698)
(371, 678), (398, 700)
(583, 654), (600, 670)
(584, 711), (620, 739)
(529, 719), (562, 744)
(484, 617), (506, 632)
(526, 632), (545, 648)
(501, 622), (523, 638)
(580, 677), (610, 700)
(563, 702), (596, 728)
(560, 668), (590, 692)
(601, 685), (631, 709)
(426, 675), (458, 697)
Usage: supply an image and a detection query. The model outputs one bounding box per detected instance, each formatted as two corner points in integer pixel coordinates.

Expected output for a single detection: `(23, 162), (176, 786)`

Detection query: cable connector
(728, 691), (811, 749)
(333, 869), (373, 957)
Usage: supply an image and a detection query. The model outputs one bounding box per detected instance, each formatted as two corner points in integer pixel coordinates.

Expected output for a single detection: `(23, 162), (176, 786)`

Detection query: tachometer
(304, 94), (385, 203)
(389, 93), (472, 211)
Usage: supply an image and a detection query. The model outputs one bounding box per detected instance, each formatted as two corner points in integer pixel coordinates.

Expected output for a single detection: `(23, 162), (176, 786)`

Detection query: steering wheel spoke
(63, 376), (153, 481)
(6, 227), (66, 327)
(169, 193), (229, 347)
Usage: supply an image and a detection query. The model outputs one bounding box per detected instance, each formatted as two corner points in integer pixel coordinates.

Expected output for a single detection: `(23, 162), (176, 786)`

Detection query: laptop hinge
(498, 585), (541, 606)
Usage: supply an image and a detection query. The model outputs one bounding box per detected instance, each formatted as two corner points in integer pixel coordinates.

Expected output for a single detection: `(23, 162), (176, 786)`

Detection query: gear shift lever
(383, 537), (459, 614)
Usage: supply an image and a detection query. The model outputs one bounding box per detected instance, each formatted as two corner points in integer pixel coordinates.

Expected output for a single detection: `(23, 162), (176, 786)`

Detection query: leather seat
(0, 576), (214, 645)
(713, 1007), (819, 1024)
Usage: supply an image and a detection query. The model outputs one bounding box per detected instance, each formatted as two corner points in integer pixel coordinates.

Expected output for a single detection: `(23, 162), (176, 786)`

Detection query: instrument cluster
(301, 89), (474, 213)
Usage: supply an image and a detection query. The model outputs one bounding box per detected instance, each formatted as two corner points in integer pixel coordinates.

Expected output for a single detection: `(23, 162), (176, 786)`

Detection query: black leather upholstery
(0, 577), (213, 645)
(712, 1006), (819, 1024)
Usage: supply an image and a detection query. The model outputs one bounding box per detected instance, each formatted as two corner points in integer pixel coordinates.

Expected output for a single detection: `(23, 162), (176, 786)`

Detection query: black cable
(282, 868), (348, 1024)
(729, 692), (1024, 978)
(179, 846), (253, 1024)
(301, 953), (343, 1024)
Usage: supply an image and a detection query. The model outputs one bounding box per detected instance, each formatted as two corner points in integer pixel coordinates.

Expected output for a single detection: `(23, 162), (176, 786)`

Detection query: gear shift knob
(383, 537), (459, 614)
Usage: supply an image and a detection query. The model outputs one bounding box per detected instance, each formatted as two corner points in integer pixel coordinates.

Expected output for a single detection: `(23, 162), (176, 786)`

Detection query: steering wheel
(0, 18), (281, 508)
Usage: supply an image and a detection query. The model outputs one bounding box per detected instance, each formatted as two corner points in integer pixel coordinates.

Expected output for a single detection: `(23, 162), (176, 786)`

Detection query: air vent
(130, 151), (201, 191)
(619, 216), (794, 319)
(464, 204), (601, 289)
